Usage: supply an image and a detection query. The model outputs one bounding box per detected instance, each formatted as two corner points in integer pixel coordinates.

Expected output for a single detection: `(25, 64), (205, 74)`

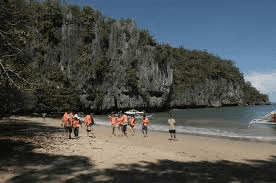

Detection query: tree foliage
(171, 48), (244, 92)
(138, 28), (158, 47)
(0, 0), (270, 114)
(35, 64), (77, 111)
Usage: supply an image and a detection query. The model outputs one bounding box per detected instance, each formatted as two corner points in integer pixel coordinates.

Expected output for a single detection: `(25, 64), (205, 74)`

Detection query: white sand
(1, 116), (276, 182)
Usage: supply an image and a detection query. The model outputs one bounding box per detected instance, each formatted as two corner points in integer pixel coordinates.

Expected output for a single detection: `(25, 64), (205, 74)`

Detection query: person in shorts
(142, 115), (150, 137)
(122, 113), (129, 137)
(109, 112), (117, 136)
(168, 113), (176, 140)
(84, 113), (95, 137)
(129, 114), (136, 136)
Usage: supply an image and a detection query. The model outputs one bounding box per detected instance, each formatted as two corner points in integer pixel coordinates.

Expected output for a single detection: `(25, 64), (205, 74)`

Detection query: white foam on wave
(92, 117), (276, 142)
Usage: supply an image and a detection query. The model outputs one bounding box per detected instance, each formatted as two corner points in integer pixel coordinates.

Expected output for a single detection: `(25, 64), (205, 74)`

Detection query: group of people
(109, 111), (176, 139)
(109, 112), (150, 137)
(62, 112), (95, 139)
(61, 110), (176, 140)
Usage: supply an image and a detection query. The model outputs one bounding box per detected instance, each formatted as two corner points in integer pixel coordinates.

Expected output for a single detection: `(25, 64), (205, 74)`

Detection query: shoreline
(2, 116), (276, 182)
(80, 116), (276, 145)
(14, 114), (276, 144)
(8, 116), (276, 152)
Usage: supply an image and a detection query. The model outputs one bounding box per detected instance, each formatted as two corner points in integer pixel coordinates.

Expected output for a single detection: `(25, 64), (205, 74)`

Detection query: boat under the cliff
(249, 109), (276, 125)
(124, 109), (153, 120)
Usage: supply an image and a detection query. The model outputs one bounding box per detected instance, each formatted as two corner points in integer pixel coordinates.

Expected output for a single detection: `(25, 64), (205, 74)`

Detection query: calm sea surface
(94, 103), (276, 142)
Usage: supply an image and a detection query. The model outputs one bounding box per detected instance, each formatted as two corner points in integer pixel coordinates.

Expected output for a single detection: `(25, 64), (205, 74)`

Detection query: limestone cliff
(35, 8), (268, 113)
(0, 1), (269, 115)
(171, 78), (246, 108)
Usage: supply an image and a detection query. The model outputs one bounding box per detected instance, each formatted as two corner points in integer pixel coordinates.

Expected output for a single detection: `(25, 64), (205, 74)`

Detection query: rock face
(37, 8), (267, 113)
(42, 9), (175, 112)
(171, 78), (245, 108)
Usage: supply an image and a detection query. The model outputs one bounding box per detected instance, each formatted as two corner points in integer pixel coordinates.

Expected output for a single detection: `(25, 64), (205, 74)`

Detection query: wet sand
(1, 116), (276, 182)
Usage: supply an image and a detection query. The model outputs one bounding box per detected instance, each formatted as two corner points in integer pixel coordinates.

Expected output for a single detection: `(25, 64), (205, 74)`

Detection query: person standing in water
(142, 114), (150, 137)
(168, 114), (176, 140)
(129, 114), (136, 136)
(109, 112), (117, 136)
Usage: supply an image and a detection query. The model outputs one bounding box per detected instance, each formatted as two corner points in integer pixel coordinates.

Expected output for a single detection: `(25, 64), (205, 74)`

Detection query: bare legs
(130, 126), (135, 136)
(118, 125), (123, 136)
(170, 133), (176, 140)
(112, 126), (116, 136)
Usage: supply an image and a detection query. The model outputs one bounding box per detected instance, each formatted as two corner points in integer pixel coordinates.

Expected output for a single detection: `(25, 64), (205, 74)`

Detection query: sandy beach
(1, 116), (276, 182)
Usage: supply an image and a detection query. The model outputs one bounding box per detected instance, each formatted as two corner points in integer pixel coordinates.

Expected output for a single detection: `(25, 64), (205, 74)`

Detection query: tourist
(69, 111), (74, 125)
(122, 113), (129, 137)
(42, 113), (46, 123)
(109, 112), (117, 136)
(168, 113), (176, 140)
(62, 112), (69, 137)
(129, 114), (136, 136)
(73, 114), (81, 138)
(142, 114), (150, 137)
(84, 113), (95, 137)
(116, 112), (123, 136)
(68, 111), (74, 139)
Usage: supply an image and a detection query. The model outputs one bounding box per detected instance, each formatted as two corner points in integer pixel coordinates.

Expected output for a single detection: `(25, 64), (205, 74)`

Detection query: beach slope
(1, 116), (276, 182)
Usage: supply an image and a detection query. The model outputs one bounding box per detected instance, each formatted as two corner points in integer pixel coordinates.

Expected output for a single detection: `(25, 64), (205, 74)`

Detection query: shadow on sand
(1, 117), (276, 182)
(0, 117), (64, 137)
(0, 118), (93, 183)
(65, 158), (276, 183)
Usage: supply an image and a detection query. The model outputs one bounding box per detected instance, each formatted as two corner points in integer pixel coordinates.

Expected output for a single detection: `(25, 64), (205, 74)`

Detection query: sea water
(93, 103), (276, 142)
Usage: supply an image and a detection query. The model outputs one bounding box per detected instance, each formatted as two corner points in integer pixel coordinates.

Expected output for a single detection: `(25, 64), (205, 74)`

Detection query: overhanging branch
(0, 59), (18, 88)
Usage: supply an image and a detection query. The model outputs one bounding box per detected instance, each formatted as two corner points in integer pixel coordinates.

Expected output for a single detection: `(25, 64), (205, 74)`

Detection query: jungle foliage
(0, 0), (269, 113)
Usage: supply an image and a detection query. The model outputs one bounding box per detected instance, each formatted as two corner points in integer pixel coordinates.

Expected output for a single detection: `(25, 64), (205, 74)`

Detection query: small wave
(92, 117), (276, 143)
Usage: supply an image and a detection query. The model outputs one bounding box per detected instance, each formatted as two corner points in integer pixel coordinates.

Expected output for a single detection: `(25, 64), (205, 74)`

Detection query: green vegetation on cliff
(172, 49), (243, 92)
(0, 0), (269, 114)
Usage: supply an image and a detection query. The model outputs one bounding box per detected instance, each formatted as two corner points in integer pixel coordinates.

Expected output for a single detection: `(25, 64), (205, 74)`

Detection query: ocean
(93, 103), (276, 143)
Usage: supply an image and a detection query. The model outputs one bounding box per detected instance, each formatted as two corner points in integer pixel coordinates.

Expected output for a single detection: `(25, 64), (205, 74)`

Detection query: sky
(68, 0), (276, 102)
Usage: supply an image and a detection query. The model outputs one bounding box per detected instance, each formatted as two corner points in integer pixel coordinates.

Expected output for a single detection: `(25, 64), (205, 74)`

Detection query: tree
(0, 0), (36, 89)
(35, 64), (78, 111)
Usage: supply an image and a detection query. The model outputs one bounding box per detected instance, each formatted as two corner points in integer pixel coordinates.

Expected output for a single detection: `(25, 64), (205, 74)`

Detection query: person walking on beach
(117, 113), (123, 136)
(42, 113), (46, 123)
(142, 115), (150, 137)
(122, 113), (129, 137)
(68, 111), (74, 139)
(69, 111), (74, 125)
(129, 114), (136, 136)
(84, 113), (95, 137)
(62, 112), (69, 137)
(109, 112), (117, 136)
(73, 114), (81, 138)
(168, 114), (176, 140)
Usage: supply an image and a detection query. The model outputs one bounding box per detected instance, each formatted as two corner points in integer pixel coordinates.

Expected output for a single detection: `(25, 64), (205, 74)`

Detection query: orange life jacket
(73, 118), (81, 128)
(63, 112), (68, 125)
(69, 112), (74, 126)
(130, 118), (135, 126)
(84, 115), (92, 126)
(111, 117), (117, 125)
(143, 117), (149, 126)
(117, 116), (123, 125)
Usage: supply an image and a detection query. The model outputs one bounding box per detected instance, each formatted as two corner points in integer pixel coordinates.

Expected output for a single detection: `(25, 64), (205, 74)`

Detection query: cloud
(244, 71), (276, 102)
